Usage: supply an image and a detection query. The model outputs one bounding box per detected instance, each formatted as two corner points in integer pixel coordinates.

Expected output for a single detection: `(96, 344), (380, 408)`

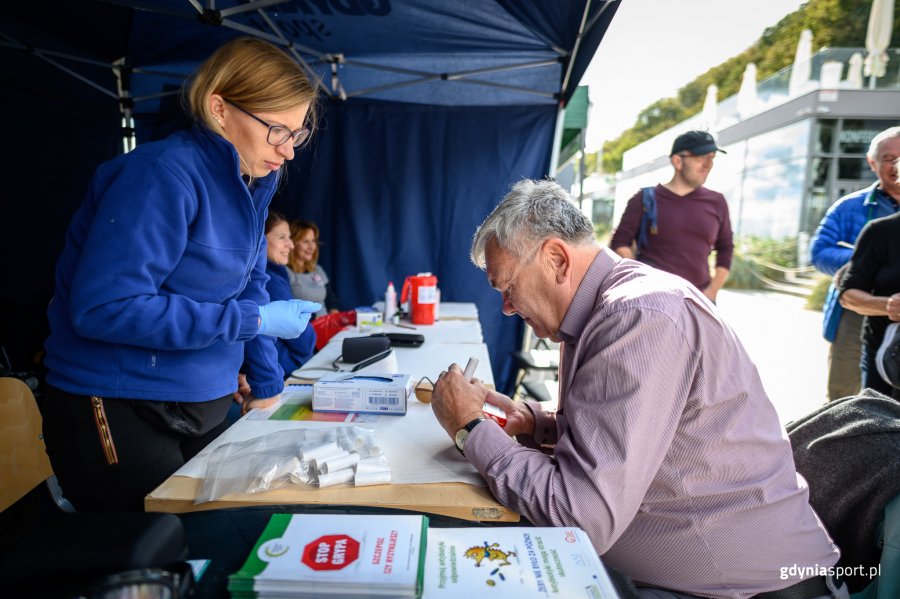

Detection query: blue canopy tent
(0, 0), (618, 391)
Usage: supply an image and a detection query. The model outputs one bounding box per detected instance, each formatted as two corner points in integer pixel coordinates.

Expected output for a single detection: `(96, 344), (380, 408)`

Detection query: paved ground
(716, 289), (830, 425)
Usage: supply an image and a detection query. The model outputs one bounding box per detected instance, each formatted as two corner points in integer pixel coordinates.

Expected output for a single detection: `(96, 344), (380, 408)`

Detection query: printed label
(417, 285), (437, 304)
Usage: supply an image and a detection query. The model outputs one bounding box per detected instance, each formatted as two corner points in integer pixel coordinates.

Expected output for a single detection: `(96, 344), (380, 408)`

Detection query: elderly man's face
(869, 136), (900, 200)
(485, 239), (561, 341)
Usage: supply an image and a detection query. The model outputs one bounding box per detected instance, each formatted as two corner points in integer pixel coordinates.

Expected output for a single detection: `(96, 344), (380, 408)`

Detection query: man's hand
(703, 266), (729, 303)
(431, 363), (490, 440)
(887, 292), (900, 321)
(432, 363), (535, 441)
(613, 245), (635, 260)
(478, 385), (534, 438)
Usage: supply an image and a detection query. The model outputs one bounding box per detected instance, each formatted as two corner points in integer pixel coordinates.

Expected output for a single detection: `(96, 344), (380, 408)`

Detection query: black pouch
(341, 335), (391, 363)
(133, 394), (232, 437)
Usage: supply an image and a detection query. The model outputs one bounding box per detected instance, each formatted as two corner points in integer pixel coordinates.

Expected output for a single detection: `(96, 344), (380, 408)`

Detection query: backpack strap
(637, 187), (657, 251)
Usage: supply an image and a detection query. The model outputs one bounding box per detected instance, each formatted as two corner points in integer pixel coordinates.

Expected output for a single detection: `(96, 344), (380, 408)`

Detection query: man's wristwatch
(455, 417), (486, 454)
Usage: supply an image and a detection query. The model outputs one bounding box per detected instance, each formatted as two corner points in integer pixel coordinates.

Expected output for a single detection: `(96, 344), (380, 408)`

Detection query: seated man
(431, 180), (844, 599)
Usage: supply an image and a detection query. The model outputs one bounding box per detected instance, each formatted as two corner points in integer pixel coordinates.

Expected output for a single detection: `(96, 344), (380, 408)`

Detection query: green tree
(601, 0), (900, 173)
(583, 151), (599, 176)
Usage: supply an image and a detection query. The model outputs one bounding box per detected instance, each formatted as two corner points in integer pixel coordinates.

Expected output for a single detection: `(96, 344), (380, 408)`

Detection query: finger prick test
(463, 357), (479, 380)
(462, 355), (507, 428)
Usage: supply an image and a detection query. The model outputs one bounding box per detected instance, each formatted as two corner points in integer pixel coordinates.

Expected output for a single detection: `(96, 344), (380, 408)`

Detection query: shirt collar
(557, 247), (619, 345)
(864, 182), (892, 206)
(193, 125), (279, 192)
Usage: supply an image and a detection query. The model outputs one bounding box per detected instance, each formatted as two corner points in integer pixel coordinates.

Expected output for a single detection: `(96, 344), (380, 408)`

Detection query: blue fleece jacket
(810, 184), (899, 275)
(45, 127), (285, 401)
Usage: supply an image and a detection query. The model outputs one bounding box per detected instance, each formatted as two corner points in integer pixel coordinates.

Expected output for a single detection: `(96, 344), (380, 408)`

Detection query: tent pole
(548, 103), (566, 177)
(560, 0), (595, 97)
(114, 58), (136, 154)
(578, 130), (585, 210)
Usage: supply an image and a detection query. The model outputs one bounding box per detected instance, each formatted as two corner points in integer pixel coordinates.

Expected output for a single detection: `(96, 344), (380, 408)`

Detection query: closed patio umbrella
(788, 29), (813, 96)
(702, 84), (718, 131)
(864, 0), (894, 88)
(737, 63), (758, 120)
(847, 52), (864, 88)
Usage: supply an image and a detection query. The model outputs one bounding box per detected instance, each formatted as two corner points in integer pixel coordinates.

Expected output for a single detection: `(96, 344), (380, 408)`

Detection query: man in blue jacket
(810, 126), (900, 401)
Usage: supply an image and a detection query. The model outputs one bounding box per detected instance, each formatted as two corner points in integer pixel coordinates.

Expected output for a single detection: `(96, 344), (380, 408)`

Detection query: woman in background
(287, 220), (341, 318)
(263, 213), (317, 376)
(839, 157), (900, 400)
(233, 213), (318, 413)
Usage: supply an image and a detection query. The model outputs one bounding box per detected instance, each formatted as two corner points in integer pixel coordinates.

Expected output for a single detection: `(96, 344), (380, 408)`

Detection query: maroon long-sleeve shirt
(610, 184), (734, 290)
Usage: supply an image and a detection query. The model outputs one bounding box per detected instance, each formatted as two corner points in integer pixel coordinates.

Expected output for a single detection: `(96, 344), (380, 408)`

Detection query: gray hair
(868, 126), (900, 159)
(470, 179), (595, 269)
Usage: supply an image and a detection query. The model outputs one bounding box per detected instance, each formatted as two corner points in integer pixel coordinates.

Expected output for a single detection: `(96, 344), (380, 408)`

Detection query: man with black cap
(610, 130), (734, 302)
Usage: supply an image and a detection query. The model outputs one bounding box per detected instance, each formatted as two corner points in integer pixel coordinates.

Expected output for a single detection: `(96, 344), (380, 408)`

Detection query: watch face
(455, 428), (468, 452)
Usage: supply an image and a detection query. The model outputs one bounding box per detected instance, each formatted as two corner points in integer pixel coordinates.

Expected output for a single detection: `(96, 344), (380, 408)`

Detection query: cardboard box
(313, 373), (412, 415)
(355, 307), (383, 331)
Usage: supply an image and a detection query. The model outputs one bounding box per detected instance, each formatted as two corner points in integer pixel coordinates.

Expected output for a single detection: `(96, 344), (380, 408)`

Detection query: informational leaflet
(229, 513), (428, 598)
(422, 526), (619, 598)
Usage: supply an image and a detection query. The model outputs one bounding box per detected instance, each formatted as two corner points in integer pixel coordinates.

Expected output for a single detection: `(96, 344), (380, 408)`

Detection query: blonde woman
(287, 220), (341, 318)
(42, 37), (320, 511)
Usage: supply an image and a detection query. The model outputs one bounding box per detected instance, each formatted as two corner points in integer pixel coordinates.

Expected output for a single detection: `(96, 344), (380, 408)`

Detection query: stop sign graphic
(301, 534), (360, 571)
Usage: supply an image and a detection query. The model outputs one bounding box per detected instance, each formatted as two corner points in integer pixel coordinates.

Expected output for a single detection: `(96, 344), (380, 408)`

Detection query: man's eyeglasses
(224, 99), (310, 148)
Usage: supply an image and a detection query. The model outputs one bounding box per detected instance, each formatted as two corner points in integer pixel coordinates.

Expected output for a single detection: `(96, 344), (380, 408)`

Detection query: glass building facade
(614, 48), (900, 244)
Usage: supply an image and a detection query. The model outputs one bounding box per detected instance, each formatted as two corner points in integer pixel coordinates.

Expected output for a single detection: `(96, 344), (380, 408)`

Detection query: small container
(384, 281), (397, 322)
(482, 403), (507, 428)
(355, 307), (383, 332)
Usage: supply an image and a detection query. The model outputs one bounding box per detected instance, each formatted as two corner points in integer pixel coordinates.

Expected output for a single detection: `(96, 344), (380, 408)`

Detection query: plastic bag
(195, 426), (390, 504)
(311, 309), (356, 350)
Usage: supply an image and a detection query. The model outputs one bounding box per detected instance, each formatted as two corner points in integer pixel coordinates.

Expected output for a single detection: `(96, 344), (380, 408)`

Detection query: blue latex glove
(258, 300), (321, 339)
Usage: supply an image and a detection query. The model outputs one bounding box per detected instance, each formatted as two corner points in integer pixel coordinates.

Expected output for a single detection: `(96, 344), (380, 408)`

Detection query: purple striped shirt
(466, 248), (838, 598)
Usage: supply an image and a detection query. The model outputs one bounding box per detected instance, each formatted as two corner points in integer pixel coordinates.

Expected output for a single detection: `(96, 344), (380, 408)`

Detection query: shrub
(805, 274), (832, 311)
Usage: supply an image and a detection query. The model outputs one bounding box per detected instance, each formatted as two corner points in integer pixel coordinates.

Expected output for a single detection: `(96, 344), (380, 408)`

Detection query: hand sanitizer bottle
(384, 281), (397, 323)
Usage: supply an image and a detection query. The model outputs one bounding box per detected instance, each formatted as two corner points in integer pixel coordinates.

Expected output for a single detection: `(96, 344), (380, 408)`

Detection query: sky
(581, 0), (807, 152)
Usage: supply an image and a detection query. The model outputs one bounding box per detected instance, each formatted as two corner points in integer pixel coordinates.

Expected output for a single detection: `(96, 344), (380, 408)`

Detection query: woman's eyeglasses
(224, 99), (310, 148)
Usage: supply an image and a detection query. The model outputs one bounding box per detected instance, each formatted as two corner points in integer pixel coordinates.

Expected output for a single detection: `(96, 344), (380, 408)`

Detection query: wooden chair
(0, 377), (73, 512)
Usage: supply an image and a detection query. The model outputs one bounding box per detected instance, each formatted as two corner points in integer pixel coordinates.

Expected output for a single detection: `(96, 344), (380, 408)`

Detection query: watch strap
(456, 416), (486, 454)
(463, 416), (486, 433)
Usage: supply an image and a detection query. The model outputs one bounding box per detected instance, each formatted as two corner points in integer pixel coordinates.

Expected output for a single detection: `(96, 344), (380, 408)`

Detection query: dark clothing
(810, 185), (898, 401)
(42, 385), (232, 511)
(839, 212), (900, 396)
(610, 184), (733, 290)
(786, 390), (900, 592)
(265, 262), (316, 377)
(861, 342), (895, 397)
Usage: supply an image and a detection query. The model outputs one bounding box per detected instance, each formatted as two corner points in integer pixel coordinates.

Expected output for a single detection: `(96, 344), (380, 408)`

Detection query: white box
(313, 373), (412, 415)
(355, 307), (383, 331)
